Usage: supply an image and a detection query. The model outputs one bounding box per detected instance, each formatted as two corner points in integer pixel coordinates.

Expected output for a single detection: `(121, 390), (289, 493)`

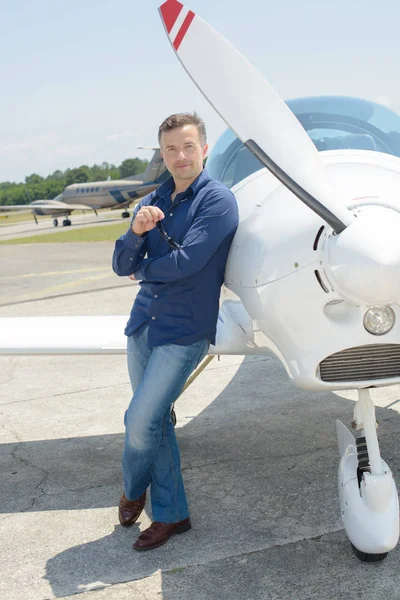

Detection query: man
(112, 112), (239, 551)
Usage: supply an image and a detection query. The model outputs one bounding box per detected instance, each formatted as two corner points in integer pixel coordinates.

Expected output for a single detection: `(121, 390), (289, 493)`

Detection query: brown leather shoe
(118, 491), (146, 527)
(133, 517), (191, 551)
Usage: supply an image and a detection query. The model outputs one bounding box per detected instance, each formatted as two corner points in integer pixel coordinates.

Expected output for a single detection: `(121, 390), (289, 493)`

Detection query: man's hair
(158, 112), (207, 146)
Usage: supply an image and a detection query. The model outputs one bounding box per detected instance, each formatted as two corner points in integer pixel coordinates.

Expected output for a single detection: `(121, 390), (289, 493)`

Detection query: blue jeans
(123, 326), (209, 523)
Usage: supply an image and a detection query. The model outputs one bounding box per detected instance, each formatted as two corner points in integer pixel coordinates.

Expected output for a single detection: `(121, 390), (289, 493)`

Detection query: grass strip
(0, 222), (129, 244)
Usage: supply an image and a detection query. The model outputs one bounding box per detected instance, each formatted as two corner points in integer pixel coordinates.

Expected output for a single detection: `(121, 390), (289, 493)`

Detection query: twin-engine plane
(2, 0), (400, 562)
(0, 148), (168, 226)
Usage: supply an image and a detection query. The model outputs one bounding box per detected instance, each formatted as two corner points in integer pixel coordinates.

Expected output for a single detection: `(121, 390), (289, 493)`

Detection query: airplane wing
(0, 302), (260, 356)
(0, 202), (96, 212)
(0, 316), (128, 355)
(39, 201), (97, 211)
(0, 205), (32, 211)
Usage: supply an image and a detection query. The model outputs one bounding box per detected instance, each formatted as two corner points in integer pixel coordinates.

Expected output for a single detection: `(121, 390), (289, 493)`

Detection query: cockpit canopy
(207, 96), (400, 189)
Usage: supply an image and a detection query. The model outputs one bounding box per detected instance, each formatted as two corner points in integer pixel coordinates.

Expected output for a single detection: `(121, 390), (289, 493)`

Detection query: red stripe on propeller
(173, 10), (195, 50)
(159, 0), (184, 34)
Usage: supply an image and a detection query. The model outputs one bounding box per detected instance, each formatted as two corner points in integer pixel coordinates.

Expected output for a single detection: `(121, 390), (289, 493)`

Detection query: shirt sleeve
(112, 200), (149, 276)
(133, 188), (239, 283)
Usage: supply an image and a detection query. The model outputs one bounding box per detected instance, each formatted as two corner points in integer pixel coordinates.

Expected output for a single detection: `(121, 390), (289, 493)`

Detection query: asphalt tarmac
(1, 240), (400, 600)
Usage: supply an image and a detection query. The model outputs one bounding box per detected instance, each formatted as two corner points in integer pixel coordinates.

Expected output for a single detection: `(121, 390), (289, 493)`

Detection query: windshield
(207, 96), (400, 187)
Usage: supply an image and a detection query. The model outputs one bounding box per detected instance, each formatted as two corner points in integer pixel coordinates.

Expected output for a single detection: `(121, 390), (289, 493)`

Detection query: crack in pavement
(59, 580), (150, 599)
(0, 358), (268, 407)
(0, 374), (17, 388)
(0, 412), (22, 442)
(55, 527), (346, 599)
(32, 483), (108, 499)
(0, 356), (270, 408)
(182, 442), (339, 472)
(0, 381), (131, 406)
(0, 357), (19, 389)
(159, 526), (345, 573)
(0, 283), (133, 307)
(10, 443), (51, 512)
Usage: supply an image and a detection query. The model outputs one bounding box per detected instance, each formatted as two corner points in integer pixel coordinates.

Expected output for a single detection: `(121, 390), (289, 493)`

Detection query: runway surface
(0, 209), (130, 241)
(1, 242), (400, 600)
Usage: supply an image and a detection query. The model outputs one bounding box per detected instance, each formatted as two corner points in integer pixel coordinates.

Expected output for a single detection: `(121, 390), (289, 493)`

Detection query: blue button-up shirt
(112, 168), (239, 346)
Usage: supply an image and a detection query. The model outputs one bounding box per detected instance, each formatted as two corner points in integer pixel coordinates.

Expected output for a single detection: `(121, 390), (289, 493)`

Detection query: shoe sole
(133, 521), (191, 552)
(119, 518), (139, 527)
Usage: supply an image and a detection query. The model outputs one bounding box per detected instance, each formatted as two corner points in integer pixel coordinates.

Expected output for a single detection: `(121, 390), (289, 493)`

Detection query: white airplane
(0, 148), (168, 227)
(2, 0), (400, 563)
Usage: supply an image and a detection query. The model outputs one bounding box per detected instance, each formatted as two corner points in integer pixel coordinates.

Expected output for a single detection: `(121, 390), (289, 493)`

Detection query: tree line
(0, 157), (149, 206)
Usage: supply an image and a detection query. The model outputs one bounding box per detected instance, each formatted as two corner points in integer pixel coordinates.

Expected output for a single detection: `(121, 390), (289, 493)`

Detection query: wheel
(66, 219), (72, 226)
(171, 405), (177, 426)
(53, 219), (58, 227)
(351, 543), (388, 562)
(122, 210), (130, 218)
(63, 219), (72, 226)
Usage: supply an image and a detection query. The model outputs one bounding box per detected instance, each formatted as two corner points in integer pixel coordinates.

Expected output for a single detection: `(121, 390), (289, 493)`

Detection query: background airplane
(0, 147), (169, 227)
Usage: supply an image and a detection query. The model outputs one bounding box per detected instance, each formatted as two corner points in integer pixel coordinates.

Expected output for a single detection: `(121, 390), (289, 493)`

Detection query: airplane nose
(327, 205), (400, 305)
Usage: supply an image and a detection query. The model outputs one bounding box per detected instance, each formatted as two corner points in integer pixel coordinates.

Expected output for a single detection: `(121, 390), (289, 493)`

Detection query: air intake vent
(313, 226), (325, 250)
(319, 344), (400, 382)
(314, 270), (329, 293)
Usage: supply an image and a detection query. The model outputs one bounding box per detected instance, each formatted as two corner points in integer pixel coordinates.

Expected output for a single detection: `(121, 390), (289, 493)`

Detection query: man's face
(160, 124), (208, 183)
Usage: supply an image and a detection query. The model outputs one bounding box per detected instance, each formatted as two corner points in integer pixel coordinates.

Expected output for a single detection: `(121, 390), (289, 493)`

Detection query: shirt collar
(155, 168), (212, 202)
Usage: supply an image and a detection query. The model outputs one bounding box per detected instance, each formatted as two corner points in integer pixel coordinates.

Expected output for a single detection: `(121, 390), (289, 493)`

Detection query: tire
(53, 219), (58, 227)
(351, 543), (388, 562)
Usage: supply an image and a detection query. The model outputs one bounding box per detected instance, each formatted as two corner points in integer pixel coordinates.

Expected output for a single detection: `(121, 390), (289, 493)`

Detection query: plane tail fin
(137, 147), (167, 183)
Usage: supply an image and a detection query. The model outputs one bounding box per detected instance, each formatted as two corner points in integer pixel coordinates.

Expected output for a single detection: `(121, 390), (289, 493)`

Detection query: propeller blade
(158, 0), (353, 233)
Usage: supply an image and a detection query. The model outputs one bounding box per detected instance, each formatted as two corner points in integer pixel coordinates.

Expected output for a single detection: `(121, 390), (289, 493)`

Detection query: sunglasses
(150, 196), (181, 250)
(156, 220), (181, 250)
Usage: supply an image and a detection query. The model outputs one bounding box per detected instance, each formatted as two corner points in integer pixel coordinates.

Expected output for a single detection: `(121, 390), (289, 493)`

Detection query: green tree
(65, 167), (90, 186)
(25, 173), (44, 185)
(47, 170), (65, 181)
(0, 155), (153, 206)
(119, 158), (148, 178)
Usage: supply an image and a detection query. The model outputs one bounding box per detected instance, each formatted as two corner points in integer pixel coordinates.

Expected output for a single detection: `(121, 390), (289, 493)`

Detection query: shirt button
(154, 294), (158, 298)
(152, 316), (156, 320)
(170, 213), (173, 216)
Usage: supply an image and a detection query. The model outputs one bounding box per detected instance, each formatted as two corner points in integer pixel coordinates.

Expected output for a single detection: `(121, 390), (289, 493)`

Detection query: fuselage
(209, 95), (400, 391)
(61, 179), (160, 210)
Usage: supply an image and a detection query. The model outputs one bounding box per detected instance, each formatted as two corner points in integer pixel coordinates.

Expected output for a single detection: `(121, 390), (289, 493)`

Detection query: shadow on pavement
(2, 355), (400, 597)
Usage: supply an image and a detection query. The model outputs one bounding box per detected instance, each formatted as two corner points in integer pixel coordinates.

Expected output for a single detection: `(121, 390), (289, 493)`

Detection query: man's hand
(128, 274), (136, 281)
(132, 206), (165, 236)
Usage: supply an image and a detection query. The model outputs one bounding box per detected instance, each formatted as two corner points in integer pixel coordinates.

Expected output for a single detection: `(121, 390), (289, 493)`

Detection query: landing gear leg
(336, 389), (399, 562)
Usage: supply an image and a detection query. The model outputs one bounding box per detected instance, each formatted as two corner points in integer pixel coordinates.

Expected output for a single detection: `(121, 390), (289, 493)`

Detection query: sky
(1, 0), (400, 183)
